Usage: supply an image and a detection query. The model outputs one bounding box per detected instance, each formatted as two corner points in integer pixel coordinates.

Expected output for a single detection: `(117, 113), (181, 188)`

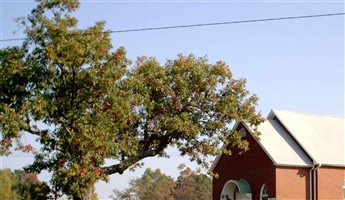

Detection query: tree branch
(102, 149), (158, 175)
(103, 131), (174, 175)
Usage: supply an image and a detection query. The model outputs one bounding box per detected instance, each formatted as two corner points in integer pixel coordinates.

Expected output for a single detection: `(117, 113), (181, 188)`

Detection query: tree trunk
(82, 185), (93, 200)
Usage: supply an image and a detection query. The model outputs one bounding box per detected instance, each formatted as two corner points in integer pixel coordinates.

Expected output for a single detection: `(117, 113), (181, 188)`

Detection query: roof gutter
(275, 163), (313, 168)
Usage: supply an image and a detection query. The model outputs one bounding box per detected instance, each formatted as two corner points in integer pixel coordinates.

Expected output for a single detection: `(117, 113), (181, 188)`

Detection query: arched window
(260, 184), (268, 200)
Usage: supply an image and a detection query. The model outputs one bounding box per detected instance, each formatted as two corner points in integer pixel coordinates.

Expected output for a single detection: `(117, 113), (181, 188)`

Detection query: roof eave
(313, 163), (345, 168)
(274, 163), (314, 168)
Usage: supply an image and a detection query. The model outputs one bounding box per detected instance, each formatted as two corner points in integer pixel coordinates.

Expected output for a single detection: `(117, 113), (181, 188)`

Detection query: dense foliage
(0, 169), (51, 200)
(112, 166), (212, 200)
(174, 164), (212, 200)
(112, 168), (175, 200)
(0, 0), (263, 199)
(0, 169), (18, 200)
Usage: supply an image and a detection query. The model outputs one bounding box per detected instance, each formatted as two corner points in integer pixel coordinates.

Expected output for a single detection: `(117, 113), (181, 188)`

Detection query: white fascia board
(315, 163), (345, 168)
(274, 163), (313, 168)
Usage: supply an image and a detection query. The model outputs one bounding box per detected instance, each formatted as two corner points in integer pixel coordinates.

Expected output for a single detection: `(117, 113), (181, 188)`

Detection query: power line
(1, 38), (27, 42)
(108, 12), (345, 33)
(1, 12), (344, 42)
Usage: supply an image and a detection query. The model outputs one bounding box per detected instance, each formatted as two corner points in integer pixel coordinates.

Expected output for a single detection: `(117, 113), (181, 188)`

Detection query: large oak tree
(0, 0), (263, 199)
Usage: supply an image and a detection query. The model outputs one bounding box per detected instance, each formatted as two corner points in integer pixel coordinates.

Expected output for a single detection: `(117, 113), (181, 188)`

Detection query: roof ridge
(272, 109), (344, 119)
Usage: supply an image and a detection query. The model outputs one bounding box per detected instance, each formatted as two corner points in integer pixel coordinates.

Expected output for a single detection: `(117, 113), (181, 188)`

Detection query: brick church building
(211, 109), (344, 200)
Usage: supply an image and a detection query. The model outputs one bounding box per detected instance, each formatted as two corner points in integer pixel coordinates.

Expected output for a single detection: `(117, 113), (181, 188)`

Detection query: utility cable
(1, 12), (344, 42)
(108, 12), (345, 33)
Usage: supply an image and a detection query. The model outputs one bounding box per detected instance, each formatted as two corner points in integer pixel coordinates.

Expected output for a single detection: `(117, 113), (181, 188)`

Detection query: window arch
(260, 184), (268, 200)
(220, 179), (252, 200)
(239, 128), (247, 137)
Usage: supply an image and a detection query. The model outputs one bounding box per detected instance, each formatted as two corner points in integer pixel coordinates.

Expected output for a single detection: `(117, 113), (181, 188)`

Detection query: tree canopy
(0, 0), (263, 199)
(112, 166), (212, 200)
(0, 168), (51, 200)
(174, 164), (212, 200)
(112, 168), (175, 200)
(0, 169), (18, 200)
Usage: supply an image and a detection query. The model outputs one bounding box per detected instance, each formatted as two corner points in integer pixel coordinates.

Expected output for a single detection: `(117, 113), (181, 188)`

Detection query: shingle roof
(269, 109), (344, 166)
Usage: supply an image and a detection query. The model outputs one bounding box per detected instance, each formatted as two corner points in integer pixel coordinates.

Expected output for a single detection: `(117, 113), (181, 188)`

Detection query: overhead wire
(0, 12), (344, 42)
(107, 12), (345, 33)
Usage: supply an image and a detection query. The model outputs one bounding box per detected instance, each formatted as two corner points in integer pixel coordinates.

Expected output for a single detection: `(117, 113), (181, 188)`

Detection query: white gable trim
(241, 121), (278, 166)
(238, 121), (312, 168)
(210, 121), (241, 172)
(210, 121), (278, 172)
(210, 110), (319, 172)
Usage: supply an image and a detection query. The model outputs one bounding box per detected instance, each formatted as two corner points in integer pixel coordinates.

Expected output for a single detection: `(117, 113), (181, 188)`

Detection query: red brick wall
(316, 166), (345, 200)
(212, 123), (276, 200)
(275, 167), (310, 199)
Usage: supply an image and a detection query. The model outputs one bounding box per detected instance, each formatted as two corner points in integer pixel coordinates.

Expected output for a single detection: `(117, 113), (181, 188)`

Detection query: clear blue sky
(1, 1), (344, 199)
